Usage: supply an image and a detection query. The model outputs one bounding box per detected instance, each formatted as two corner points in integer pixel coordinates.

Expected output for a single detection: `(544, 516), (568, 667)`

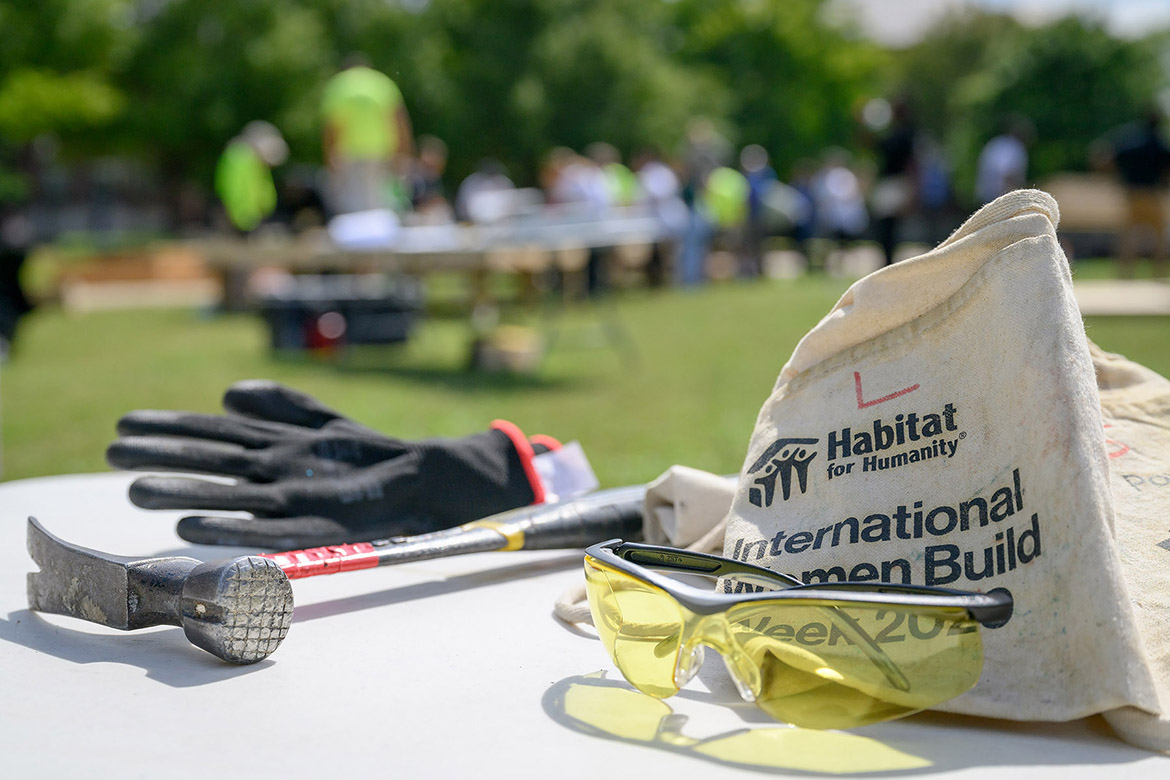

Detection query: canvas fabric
(720, 189), (1162, 727)
(1090, 342), (1170, 751)
(641, 465), (736, 550)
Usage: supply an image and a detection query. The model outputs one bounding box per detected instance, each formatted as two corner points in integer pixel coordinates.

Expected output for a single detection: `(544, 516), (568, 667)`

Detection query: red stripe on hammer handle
(260, 542), (380, 580)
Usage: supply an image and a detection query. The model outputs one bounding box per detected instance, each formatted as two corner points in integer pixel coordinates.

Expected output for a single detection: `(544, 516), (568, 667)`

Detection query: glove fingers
(128, 476), (284, 514)
(223, 380), (342, 429)
(107, 436), (259, 478)
(115, 409), (293, 447)
(176, 514), (369, 549)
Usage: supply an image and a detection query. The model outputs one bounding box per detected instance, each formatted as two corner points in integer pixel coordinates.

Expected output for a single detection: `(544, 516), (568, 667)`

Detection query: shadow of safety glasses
(545, 673), (935, 774)
(583, 539), (1014, 730)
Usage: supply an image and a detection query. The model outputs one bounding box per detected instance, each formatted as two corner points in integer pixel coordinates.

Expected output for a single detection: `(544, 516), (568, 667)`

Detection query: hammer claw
(27, 517), (138, 629)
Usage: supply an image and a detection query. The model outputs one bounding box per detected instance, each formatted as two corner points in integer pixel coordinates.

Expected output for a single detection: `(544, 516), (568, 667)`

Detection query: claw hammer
(26, 484), (646, 664)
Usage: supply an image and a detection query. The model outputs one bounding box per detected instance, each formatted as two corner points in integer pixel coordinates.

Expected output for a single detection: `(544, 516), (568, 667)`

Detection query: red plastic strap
(528, 434), (562, 452)
(490, 419), (546, 505)
(260, 542), (379, 580)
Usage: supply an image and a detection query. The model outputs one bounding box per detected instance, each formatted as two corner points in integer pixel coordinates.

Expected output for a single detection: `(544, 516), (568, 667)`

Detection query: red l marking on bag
(1104, 423), (1130, 459)
(855, 371), (919, 409)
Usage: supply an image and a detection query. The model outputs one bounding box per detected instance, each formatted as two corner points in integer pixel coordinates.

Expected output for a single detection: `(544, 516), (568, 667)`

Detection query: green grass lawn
(2, 265), (1167, 486)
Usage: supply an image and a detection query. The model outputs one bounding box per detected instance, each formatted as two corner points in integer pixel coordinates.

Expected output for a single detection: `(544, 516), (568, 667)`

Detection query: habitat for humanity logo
(747, 438), (818, 506)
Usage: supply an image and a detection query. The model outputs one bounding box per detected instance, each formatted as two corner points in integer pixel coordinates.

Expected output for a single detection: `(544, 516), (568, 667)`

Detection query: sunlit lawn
(0, 275), (845, 484)
(1, 257), (1166, 485)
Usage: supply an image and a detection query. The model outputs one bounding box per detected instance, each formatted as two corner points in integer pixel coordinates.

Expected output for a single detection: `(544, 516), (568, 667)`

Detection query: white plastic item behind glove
(1091, 342), (1170, 752)
(722, 190), (1161, 731)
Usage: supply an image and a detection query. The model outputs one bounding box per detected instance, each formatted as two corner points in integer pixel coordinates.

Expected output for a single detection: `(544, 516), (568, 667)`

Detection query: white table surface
(2, 472), (1168, 779)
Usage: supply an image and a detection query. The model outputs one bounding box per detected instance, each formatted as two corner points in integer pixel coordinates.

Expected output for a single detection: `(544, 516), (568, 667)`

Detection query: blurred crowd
(206, 67), (1064, 292)
(210, 69), (1041, 289)
(211, 72), (994, 285)
(4, 60), (1170, 359)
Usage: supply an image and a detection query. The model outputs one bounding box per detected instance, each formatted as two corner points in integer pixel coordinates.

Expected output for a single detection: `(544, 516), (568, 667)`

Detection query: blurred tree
(115, 0), (720, 192)
(884, 11), (1024, 141)
(0, 0), (134, 75)
(963, 18), (1166, 182)
(894, 12), (1168, 203)
(119, 1), (336, 178)
(386, 0), (716, 184)
(522, 0), (717, 174)
(0, 0), (133, 198)
(671, 0), (886, 177)
(0, 69), (125, 145)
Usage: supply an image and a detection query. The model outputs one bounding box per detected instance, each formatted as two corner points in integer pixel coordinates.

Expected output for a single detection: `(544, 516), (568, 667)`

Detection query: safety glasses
(583, 540), (1013, 730)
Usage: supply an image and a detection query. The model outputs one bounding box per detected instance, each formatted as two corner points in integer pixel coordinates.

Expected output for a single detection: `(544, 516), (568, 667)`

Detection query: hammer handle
(261, 484), (647, 580)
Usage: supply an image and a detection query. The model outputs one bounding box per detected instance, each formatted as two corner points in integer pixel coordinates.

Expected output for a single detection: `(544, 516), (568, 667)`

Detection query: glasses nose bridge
(678, 611), (762, 703)
(680, 611), (735, 655)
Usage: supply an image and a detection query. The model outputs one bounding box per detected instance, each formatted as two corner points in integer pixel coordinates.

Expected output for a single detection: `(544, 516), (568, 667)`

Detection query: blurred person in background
(321, 54), (413, 216)
(788, 158), (819, 268)
(868, 97), (919, 266)
(1107, 109), (1170, 279)
(214, 121), (289, 232)
(975, 115), (1033, 206)
(740, 144), (777, 278)
(539, 147), (571, 203)
(583, 142), (635, 294)
(915, 133), (956, 245)
(543, 147), (608, 211)
(702, 165), (749, 279)
(410, 135), (453, 222)
(633, 147), (687, 287)
(455, 158), (515, 223)
(812, 148), (868, 248)
(677, 118), (732, 286)
(542, 147), (611, 296)
(587, 142), (639, 208)
(0, 171), (34, 360)
(272, 164), (327, 233)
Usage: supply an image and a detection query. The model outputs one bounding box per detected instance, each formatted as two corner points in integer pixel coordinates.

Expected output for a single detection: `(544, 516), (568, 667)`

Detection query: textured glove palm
(106, 380), (547, 548)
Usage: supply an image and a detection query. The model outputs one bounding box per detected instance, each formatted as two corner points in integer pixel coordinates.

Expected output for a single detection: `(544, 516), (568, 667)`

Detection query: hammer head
(180, 556), (294, 664)
(27, 517), (294, 664)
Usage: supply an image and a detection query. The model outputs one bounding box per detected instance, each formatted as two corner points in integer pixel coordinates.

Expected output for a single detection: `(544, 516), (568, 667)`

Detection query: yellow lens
(584, 557), (685, 698)
(726, 601), (983, 729)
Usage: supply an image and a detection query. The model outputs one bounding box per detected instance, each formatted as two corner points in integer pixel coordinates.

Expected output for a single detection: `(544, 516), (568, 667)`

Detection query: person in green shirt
(585, 142), (640, 208)
(215, 121), (288, 232)
(321, 55), (414, 215)
(702, 166), (749, 229)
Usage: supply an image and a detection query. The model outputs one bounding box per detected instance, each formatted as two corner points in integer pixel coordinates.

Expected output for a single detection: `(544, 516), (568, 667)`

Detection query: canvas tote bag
(721, 190), (1162, 726)
(1090, 342), (1170, 751)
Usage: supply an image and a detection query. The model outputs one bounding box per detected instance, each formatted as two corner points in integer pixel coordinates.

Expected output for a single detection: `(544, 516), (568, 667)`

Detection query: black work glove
(106, 380), (555, 549)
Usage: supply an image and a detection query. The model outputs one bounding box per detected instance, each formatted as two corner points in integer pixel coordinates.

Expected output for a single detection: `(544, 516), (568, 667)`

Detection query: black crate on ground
(258, 274), (423, 351)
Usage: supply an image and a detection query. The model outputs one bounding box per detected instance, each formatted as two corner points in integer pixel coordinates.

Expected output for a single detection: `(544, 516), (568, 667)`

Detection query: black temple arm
(618, 543), (805, 588)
